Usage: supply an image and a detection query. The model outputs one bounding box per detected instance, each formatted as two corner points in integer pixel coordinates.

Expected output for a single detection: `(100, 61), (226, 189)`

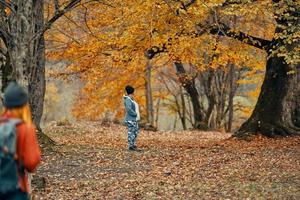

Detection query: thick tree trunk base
(234, 118), (300, 140)
(234, 49), (300, 140)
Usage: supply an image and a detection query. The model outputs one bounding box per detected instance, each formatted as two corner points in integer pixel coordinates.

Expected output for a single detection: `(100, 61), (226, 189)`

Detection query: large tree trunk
(4, 1), (46, 130)
(7, 1), (33, 86)
(29, 0), (46, 130)
(174, 62), (206, 129)
(235, 0), (300, 138)
(235, 55), (300, 137)
(1, 1), (50, 146)
(0, 0), (80, 146)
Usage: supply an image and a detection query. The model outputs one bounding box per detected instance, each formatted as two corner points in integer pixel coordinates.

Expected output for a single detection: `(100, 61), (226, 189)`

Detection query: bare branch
(45, 0), (81, 29)
(81, 4), (101, 39)
(55, 27), (81, 44)
(31, 0), (82, 42)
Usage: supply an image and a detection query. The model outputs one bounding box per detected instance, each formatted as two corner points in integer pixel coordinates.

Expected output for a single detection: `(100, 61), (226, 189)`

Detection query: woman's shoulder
(16, 122), (36, 134)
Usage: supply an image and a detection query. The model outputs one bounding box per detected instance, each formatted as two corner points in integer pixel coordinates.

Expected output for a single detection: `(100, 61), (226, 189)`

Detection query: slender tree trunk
(145, 58), (154, 126)
(155, 97), (160, 128)
(173, 94), (186, 130)
(180, 87), (187, 130)
(174, 62), (206, 129)
(215, 70), (228, 129)
(173, 114), (178, 131)
(187, 94), (193, 125)
(203, 69), (216, 129)
(227, 64), (235, 132)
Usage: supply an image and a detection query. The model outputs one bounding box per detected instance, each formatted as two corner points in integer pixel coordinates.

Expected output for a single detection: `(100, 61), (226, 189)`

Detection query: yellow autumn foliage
(46, 0), (275, 120)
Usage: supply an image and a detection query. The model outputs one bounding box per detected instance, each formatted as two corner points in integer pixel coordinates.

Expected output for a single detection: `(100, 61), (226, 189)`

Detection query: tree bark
(180, 87), (187, 130)
(203, 70), (216, 129)
(2, 0), (45, 130)
(234, 0), (300, 138)
(227, 64), (235, 132)
(174, 62), (206, 129)
(154, 97), (160, 128)
(145, 58), (154, 126)
(29, 0), (46, 130)
(144, 0), (299, 137)
(7, 1), (32, 86)
(1, 52), (13, 92)
(235, 55), (300, 137)
(0, 1), (81, 146)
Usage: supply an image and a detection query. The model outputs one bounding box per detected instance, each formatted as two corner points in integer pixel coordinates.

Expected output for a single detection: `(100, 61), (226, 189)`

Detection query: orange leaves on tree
(45, 0), (275, 120)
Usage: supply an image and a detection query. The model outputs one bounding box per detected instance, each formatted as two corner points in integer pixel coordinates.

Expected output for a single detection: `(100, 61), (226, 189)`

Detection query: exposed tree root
(234, 118), (300, 140)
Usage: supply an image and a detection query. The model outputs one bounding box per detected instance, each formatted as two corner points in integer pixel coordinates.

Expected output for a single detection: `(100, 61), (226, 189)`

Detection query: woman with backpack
(0, 81), (41, 200)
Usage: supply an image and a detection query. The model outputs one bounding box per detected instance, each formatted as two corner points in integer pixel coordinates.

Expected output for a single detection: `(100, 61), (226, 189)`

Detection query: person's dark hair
(125, 85), (134, 95)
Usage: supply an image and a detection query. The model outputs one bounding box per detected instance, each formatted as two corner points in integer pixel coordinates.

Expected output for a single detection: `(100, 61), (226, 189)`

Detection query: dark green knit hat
(3, 81), (28, 108)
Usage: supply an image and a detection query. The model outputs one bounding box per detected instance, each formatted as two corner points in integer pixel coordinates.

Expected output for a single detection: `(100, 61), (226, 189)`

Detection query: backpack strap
(0, 118), (21, 155)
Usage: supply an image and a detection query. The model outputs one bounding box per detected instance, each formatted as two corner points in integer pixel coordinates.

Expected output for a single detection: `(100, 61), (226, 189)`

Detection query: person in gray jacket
(123, 85), (140, 151)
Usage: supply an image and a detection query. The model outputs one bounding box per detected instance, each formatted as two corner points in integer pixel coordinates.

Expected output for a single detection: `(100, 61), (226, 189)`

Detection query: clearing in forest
(33, 122), (300, 199)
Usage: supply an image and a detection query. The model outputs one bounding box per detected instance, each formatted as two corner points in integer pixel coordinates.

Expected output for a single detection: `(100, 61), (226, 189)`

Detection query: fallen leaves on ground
(32, 121), (300, 199)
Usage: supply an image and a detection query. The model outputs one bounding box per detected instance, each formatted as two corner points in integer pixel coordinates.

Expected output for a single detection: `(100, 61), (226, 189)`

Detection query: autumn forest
(0, 0), (299, 199)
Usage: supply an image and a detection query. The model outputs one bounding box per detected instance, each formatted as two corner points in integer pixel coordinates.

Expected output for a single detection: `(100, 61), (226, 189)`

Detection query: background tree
(47, 0), (299, 137)
(0, 0), (95, 132)
(146, 0), (299, 136)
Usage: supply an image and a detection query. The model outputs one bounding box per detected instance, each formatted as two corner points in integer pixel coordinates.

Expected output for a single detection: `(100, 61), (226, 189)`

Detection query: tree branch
(176, 0), (196, 15)
(44, 0), (81, 31)
(203, 22), (272, 50)
(31, 0), (82, 42)
(145, 0), (268, 59)
(145, 45), (167, 59)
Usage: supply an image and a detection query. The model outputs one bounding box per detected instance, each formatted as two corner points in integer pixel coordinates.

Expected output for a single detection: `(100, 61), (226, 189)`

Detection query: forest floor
(32, 121), (300, 200)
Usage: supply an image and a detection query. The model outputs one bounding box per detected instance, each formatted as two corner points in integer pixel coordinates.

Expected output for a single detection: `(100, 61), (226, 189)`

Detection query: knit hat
(3, 81), (28, 108)
(125, 85), (134, 95)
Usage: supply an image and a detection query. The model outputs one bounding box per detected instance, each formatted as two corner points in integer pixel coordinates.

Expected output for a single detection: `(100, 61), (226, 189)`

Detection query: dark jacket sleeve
(125, 98), (137, 117)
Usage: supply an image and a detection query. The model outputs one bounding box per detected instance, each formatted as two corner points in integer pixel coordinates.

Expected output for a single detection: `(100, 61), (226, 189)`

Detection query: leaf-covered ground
(32, 122), (300, 199)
